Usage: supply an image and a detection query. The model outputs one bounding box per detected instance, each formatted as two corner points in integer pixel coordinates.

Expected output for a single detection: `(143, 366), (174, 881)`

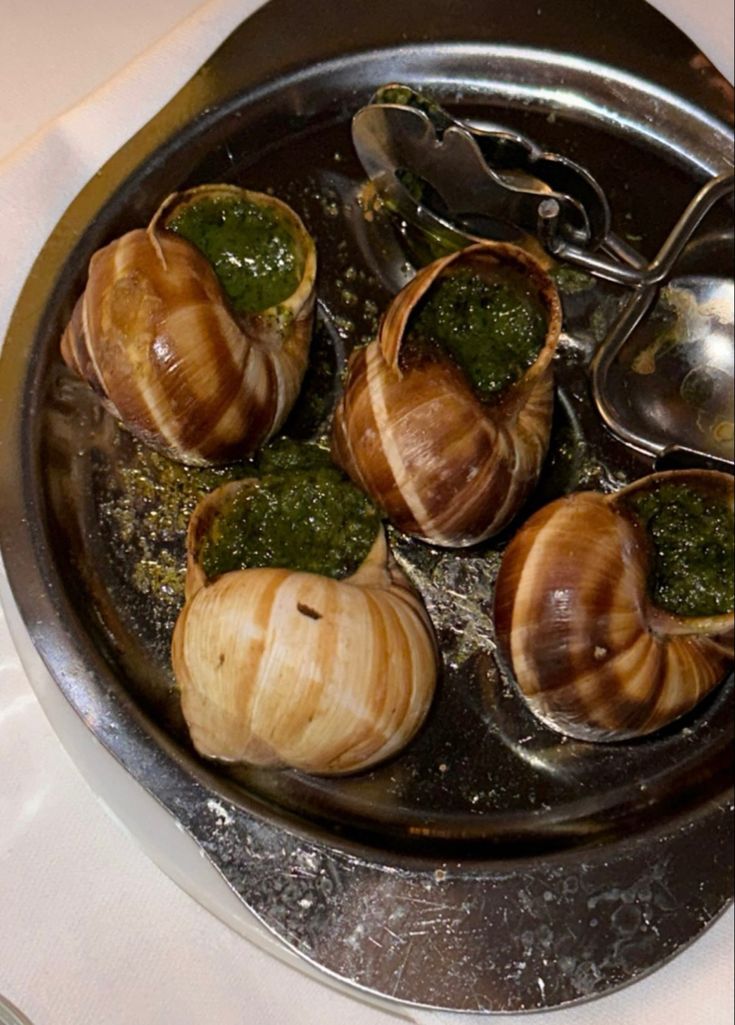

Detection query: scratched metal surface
(1, 0), (733, 1013)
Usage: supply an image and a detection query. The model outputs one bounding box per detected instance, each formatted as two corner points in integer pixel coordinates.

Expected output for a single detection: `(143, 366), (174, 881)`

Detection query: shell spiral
(171, 494), (438, 775)
(61, 185), (317, 465)
(331, 243), (561, 547)
(494, 472), (734, 741)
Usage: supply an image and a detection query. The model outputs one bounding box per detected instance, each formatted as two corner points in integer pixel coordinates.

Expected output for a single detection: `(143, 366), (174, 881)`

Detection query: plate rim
(0, 0), (733, 1013)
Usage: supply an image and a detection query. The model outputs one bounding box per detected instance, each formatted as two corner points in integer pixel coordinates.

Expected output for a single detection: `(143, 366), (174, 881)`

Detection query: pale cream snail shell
(331, 242), (562, 547)
(171, 478), (439, 775)
(61, 184), (317, 464)
(494, 470), (734, 741)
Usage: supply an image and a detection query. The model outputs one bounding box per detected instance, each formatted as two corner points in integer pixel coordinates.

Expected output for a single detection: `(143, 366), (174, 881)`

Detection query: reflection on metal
(595, 271), (734, 471)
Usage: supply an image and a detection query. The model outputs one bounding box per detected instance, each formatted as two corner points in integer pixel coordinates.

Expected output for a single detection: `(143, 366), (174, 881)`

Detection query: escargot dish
(331, 242), (562, 547)
(494, 470), (734, 741)
(171, 445), (439, 775)
(61, 184), (317, 464)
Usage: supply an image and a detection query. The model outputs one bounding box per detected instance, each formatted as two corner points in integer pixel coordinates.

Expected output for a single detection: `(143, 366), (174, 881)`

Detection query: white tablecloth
(0, 2), (732, 1024)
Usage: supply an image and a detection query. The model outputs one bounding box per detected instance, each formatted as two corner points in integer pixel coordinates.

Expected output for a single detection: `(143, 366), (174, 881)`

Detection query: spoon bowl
(592, 230), (734, 469)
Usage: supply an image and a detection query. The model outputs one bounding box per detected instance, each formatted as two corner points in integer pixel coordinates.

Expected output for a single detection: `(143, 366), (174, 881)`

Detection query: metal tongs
(352, 85), (735, 470)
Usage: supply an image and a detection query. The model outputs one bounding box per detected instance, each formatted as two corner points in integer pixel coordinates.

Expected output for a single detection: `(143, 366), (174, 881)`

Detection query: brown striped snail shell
(61, 184), (317, 465)
(331, 242), (562, 547)
(494, 470), (734, 742)
(171, 482), (439, 775)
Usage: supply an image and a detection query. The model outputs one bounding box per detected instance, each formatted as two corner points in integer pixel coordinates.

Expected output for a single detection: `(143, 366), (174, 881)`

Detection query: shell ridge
(364, 338), (441, 539)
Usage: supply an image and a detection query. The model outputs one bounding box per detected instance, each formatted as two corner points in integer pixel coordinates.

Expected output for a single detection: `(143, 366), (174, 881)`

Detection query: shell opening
(615, 471), (734, 621)
(162, 187), (307, 316)
(191, 441), (382, 584)
(400, 256), (551, 403)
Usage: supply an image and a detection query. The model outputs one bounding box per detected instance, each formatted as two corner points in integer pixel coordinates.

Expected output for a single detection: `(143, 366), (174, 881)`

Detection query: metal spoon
(588, 181), (735, 472)
(592, 271), (734, 472)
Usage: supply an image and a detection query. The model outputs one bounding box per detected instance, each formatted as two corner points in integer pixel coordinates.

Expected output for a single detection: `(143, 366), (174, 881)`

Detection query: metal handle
(550, 173), (735, 286)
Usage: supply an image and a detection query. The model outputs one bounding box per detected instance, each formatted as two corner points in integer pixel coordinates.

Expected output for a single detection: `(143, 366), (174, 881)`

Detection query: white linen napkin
(0, 2), (732, 1024)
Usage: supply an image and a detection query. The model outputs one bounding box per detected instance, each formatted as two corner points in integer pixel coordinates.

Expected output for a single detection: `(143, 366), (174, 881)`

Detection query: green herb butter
(200, 451), (381, 581)
(627, 482), (734, 617)
(167, 195), (302, 314)
(405, 266), (547, 401)
(255, 437), (334, 475)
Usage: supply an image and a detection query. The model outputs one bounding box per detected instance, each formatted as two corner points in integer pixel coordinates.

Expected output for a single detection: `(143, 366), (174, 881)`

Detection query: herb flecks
(628, 482), (734, 617)
(404, 266), (547, 401)
(167, 195), (302, 314)
(200, 443), (381, 581)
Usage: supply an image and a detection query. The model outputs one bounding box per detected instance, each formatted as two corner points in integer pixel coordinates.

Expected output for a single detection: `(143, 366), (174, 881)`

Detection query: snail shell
(171, 482), (439, 775)
(331, 242), (562, 547)
(494, 470), (734, 741)
(61, 184), (317, 464)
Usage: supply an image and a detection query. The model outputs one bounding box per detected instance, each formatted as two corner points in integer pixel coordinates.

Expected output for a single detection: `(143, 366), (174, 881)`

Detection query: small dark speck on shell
(298, 602), (323, 620)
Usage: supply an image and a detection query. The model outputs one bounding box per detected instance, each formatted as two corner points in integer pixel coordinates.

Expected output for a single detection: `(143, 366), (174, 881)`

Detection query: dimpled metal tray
(0, 0), (733, 1013)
